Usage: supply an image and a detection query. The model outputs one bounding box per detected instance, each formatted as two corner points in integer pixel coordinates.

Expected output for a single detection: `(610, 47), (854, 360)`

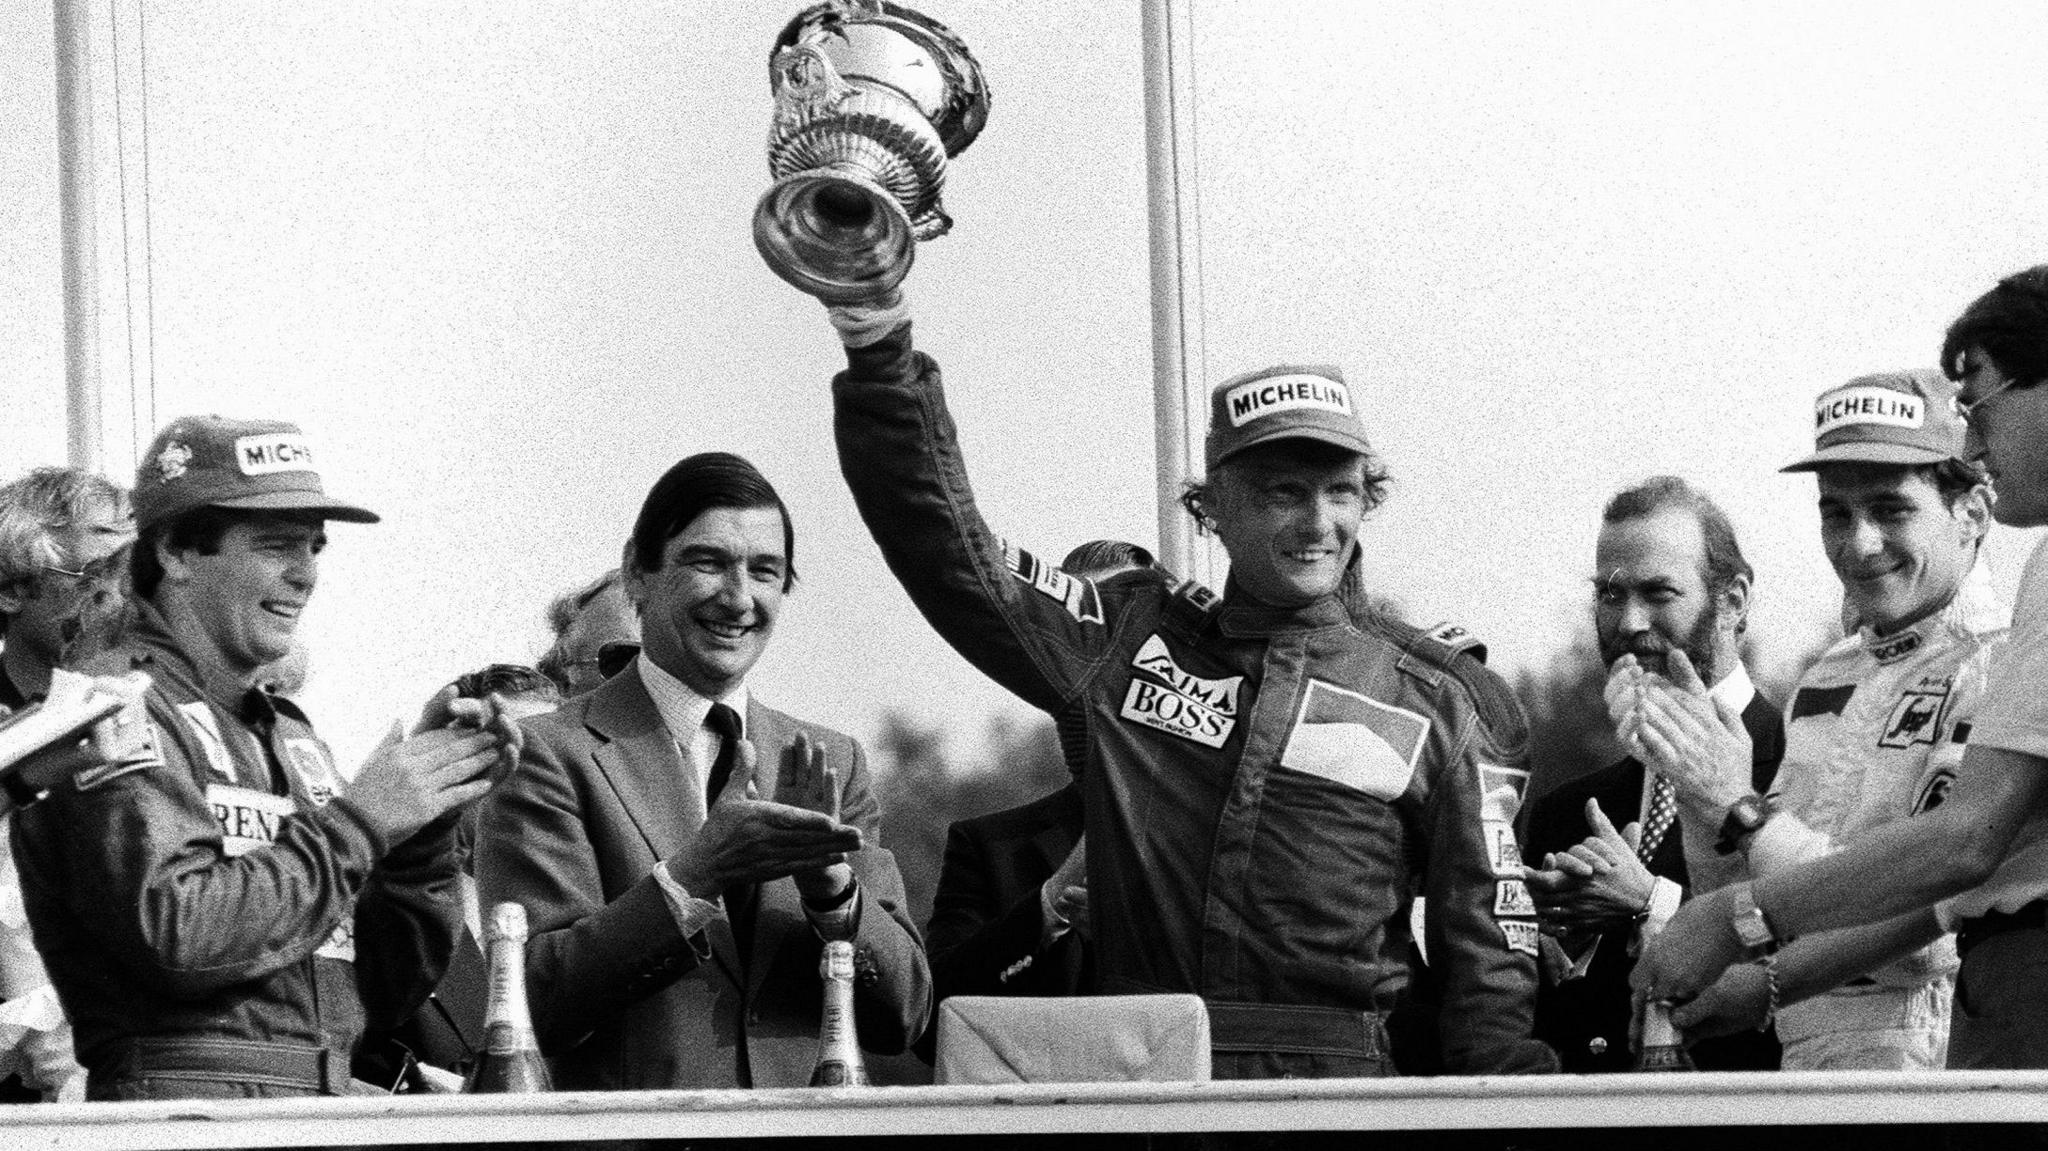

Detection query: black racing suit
(11, 605), (460, 1099)
(834, 325), (1556, 1076)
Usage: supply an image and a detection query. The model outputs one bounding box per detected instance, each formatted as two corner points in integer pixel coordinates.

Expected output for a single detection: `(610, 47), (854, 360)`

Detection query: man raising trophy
(764, 2), (1557, 1079)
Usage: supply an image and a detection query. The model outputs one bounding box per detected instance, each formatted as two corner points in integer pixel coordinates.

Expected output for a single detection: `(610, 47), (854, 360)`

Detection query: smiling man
(1626, 372), (2001, 1070)
(10, 416), (512, 1100)
(1637, 266), (2048, 1072)
(476, 452), (928, 1089)
(818, 292), (1555, 1078)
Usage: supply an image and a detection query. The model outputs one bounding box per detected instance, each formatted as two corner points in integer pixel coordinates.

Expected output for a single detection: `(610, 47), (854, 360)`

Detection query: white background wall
(5, 2), (2047, 769)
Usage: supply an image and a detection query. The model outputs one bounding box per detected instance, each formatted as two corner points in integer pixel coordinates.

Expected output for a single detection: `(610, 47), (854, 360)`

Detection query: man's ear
(1718, 571), (1753, 636)
(157, 535), (195, 586)
(0, 581), (26, 616)
(1957, 483), (1994, 548)
(618, 540), (646, 612)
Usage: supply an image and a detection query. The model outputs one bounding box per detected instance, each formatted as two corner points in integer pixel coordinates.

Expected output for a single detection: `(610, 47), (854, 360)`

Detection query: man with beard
(1521, 476), (1783, 1072)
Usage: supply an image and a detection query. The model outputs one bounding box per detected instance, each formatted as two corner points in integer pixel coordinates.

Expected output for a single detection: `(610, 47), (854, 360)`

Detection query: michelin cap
(133, 415), (380, 530)
(1204, 363), (1372, 471)
(1781, 369), (1968, 474)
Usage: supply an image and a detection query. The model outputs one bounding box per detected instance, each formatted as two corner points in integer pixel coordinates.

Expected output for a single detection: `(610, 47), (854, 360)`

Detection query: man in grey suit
(477, 452), (929, 1089)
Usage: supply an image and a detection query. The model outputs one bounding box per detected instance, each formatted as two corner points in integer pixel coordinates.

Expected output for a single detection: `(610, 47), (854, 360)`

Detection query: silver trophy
(754, 0), (990, 302)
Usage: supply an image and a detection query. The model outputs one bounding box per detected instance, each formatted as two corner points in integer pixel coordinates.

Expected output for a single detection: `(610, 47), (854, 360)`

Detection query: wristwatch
(1716, 792), (1773, 855)
(1728, 880), (1777, 957)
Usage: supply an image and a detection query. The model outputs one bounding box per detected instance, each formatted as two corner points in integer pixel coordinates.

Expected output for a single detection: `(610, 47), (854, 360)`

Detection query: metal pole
(1140, 0), (1210, 584)
(53, 0), (102, 473)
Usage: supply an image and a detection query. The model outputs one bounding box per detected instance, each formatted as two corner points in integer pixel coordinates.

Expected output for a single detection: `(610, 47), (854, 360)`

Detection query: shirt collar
(1709, 660), (1755, 718)
(635, 651), (747, 743)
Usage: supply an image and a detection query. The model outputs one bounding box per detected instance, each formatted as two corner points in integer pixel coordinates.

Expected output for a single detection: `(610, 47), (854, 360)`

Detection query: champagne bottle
(465, 901), (553, 1094)
(807, 939), (870, 1087)
(1634, 997), (1696, 1072)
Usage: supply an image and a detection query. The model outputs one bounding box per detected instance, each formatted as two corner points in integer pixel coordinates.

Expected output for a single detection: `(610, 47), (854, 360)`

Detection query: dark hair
(1061, 539), (1156, 578)
(131, 506), (245, 600)
(452, 663), (561, 702)
(1942, 265), (2048, 390)
(628, 453), (796, 590)
(1602, 476), (1752, 629)
(1924, 457), (1993, 510)
(1179, 441), (1393, 536)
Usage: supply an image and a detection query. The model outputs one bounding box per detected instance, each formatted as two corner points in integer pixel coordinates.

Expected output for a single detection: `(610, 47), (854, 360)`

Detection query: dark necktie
(705, 702), (742, 803)
(1637, 774), (1677, 863)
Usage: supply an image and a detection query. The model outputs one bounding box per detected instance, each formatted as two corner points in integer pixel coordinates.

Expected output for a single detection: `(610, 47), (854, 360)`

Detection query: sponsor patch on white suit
(205, 782), (355, 962)
(1120, 635), (1243, 749)
(1277, 680), (1429, 801)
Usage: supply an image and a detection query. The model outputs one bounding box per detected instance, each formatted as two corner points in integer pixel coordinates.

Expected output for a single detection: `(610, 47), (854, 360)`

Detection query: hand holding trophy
(754, 0), (989, 303)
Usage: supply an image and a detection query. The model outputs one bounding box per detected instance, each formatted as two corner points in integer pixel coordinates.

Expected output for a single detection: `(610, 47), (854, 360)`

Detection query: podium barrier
(0, 1071), (2044, 1148)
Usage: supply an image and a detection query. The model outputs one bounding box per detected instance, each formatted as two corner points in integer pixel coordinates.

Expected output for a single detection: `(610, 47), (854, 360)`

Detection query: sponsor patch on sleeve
(1500, 919), (1540, 957)
(283, 738), (342, 807)
(1119, 634), (1243, 749)
(1484, 820), (1524, 877)
(1424, 620), (1488, 663)
(1494, 879), (1536, 917)
(1478, 763), (1530, 825)
(1277, 680), (1430, 801)
(1002, 538), (1105, 624)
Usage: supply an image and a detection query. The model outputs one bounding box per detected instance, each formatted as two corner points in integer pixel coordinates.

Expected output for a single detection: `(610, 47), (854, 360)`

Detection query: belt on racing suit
(106, 1037), (352, 1095)
(1957, 899), (2048, 957)
(1206, 1001), (1388, 1059)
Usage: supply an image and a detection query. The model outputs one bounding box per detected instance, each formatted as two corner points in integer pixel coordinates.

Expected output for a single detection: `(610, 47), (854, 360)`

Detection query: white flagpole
(52, 0), (155, 477)
(1141, 0), (1214, 586)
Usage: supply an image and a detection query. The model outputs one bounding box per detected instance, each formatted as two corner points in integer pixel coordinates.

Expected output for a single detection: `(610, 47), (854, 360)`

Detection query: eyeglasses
(1955, 364), (2018, 427)
(40, 552), (125, 589)
(565, 642), (640, 680)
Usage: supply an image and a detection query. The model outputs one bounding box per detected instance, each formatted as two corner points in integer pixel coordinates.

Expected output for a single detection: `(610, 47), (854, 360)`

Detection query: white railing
(2, 1071), (2045, 1148)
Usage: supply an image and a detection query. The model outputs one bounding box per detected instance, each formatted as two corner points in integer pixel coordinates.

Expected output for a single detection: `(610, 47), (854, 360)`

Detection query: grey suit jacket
(475, 665), (929, 1089)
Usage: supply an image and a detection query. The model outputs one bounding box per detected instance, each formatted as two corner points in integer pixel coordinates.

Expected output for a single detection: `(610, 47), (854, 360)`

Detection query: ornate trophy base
(754, 164), (915, 304)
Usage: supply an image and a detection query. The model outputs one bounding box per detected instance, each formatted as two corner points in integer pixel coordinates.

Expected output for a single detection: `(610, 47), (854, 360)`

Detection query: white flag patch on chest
(177, 702), (239, 782)
(1278, 679), (1430, 800)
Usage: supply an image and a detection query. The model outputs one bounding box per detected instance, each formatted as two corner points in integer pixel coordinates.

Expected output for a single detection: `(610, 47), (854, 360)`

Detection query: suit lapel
(584, 668), (746, 988)
(742, 701), (795, 1000)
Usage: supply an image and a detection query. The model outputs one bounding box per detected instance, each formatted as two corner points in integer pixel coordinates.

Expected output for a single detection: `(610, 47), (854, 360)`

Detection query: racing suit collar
(123, 599), (261, 717)
(1846, 557), (2007, 652)
(1214, 576), (1350, 637)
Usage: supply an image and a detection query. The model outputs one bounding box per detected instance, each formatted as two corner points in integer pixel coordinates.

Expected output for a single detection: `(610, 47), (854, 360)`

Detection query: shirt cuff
(804, 882), (862, 942)
(651, 862), (724, 940)
(1644, 876), (1683, 934)
(1039, 881), (1073, 950)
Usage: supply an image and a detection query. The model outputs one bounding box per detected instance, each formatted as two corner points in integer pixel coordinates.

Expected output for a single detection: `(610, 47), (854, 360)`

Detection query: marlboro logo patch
(1277, 679), (1430, 801)
(1002, 539), (1105, 624)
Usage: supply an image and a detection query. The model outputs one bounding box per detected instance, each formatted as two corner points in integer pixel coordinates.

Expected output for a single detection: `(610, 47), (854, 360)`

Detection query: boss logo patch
(1879, 687), (1949, 749)
(1119, 635), (1243, 749)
